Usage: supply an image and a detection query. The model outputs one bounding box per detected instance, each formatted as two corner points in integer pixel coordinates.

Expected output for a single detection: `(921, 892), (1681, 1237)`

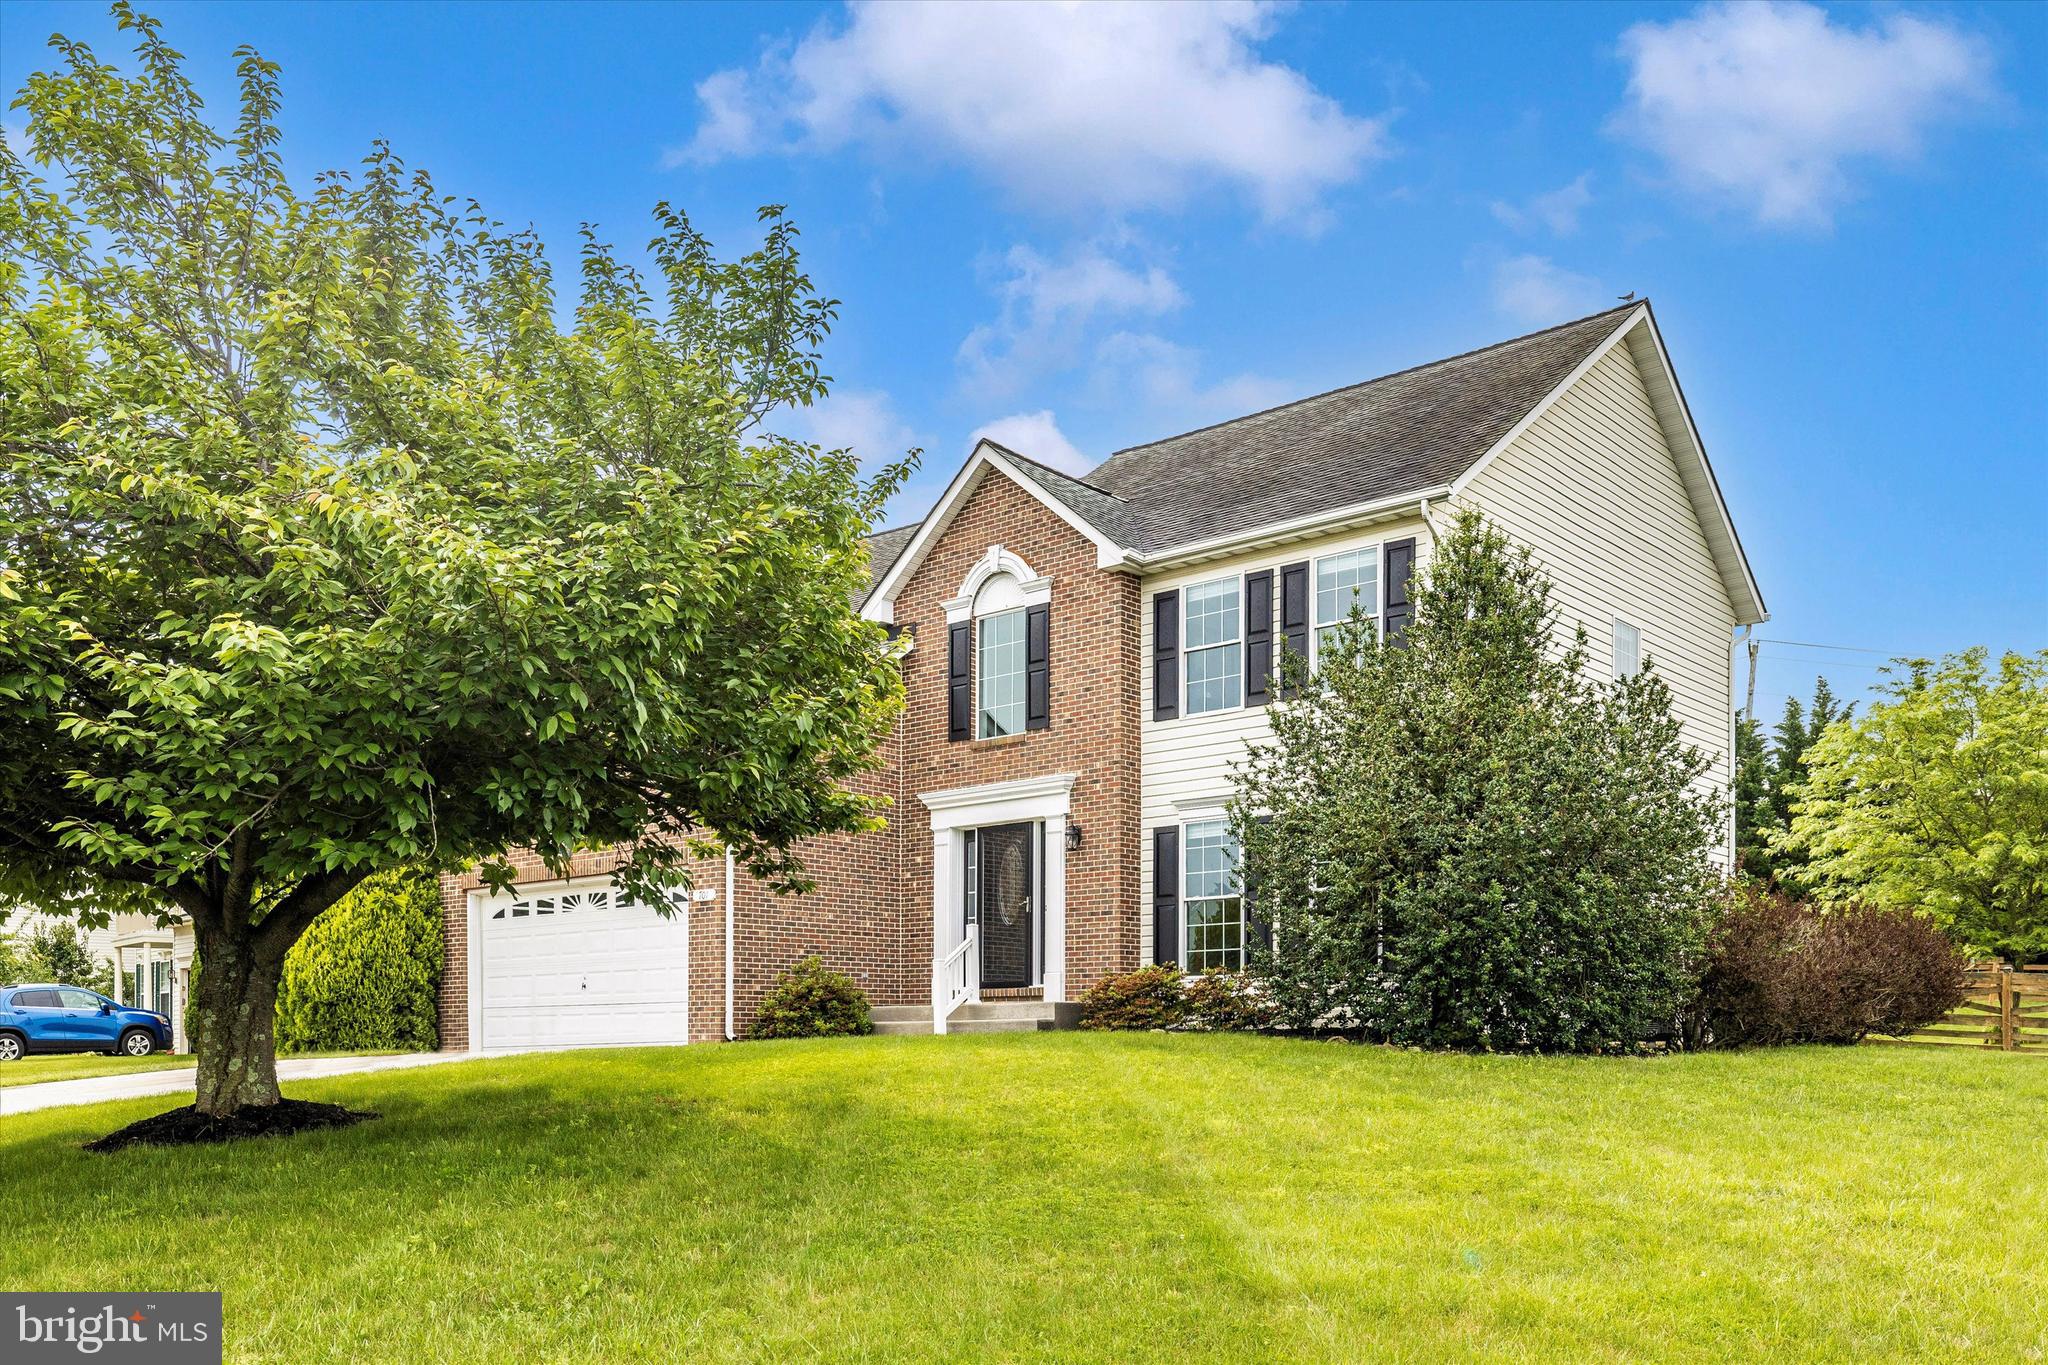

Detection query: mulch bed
(84, 1099), (380, 1152)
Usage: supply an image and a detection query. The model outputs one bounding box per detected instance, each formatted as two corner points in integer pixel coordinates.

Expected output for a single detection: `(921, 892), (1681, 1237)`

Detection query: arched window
(974, 572), (1028, 738)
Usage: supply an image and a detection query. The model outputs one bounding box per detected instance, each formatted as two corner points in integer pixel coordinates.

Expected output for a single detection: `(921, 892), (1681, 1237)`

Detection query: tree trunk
(190, 918), (291, 1116)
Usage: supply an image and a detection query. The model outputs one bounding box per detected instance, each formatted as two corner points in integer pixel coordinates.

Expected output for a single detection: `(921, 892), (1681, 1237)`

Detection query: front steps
(870, 1000), (1083, 1036)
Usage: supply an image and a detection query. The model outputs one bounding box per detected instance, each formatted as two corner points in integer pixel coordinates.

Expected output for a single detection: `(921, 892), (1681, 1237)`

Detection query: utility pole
(1744, 634), (1759, 722)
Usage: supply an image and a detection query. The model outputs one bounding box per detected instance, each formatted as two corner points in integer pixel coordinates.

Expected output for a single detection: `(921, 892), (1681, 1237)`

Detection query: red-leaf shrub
(1078, 965), (1279, 1032)
(1694, 887), (1967, 1046)
(1077, 964), (1187, 1031)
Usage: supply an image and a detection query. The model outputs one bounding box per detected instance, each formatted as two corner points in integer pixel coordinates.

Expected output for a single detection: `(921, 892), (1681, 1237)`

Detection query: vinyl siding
(1457, 334), (1739, 866)
(1133, 334), (1743, 958)
(1137, 515), (1432, 960)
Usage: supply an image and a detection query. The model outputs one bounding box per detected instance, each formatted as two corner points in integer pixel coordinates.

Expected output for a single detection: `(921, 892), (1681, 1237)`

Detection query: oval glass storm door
(977, 822), (1036, 988)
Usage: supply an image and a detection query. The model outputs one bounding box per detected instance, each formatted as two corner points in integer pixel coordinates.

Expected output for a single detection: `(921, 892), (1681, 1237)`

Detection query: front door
(977, 822), (1036, 988)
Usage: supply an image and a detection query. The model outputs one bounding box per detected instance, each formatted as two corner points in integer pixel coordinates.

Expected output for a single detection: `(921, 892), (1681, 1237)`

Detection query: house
(435, 301), (1766, 1048)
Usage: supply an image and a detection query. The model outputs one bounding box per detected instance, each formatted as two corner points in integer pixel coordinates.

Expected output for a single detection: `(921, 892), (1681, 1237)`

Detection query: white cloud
(958, 242), (1184, 400)
(971, 410), (1089, 476)
(685, 66), (772, 164)
(674, 0), (1387, 225)
(1091, 331), (1293, 423)
(1490, 255), (1605, 326)
(782, 388), (920, 466)
(1490, 172), (1594, 236)
(1613, 1), (1996, 228)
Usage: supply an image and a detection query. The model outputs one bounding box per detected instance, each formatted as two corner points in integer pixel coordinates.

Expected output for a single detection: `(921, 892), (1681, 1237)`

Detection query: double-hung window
(1313, 547), (1379, 662)
(1183, 818), (1244, 971)
(1183, 577), (1242, 715)
(977, 608), (1028, 737)
(1612, 619), (1642, 680)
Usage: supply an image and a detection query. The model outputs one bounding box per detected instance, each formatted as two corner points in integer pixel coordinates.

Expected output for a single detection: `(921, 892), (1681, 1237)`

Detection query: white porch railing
(933, 928), (976, 1035)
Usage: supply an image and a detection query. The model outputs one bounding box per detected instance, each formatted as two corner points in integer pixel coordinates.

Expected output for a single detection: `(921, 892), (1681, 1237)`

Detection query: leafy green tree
(1232, 510), (1722, 1051)
(0, 8), (908, 1117)
(1736, 677), (1852, 886)
(0, 934), (30, 986)
(0, 918), (117, 994)
(1777, 649), (2048, 964)
(1733, 713), (1773, 880)
(29, 921), (119, 995)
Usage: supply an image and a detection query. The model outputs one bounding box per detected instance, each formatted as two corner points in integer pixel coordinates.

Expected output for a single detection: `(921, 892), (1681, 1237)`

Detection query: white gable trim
(1449, 305), (1767, 626)
(1451, 306), (1641, 498)
(863, 441), (1135, 623)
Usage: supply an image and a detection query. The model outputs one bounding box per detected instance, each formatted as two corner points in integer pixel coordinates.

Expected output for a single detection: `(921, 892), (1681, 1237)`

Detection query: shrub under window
(1077, 964), (1188, 1031)
(1231, 510), (1722, 1052)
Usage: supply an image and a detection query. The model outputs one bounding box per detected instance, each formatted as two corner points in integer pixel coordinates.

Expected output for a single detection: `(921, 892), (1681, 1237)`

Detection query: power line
(1753, 638), (1900, 656)
(1755, 653), (1893, 672)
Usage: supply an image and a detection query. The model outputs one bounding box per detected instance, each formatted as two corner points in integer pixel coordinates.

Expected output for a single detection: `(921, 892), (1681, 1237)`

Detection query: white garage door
(477, 879), (689, 1050)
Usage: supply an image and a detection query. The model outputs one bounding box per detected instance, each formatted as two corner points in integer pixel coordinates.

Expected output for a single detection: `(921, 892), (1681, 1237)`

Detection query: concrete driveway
(1, 1050), (480, 1116)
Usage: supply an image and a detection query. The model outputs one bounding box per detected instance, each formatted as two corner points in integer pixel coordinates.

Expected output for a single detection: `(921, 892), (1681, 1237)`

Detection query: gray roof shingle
(1083, 303), (1637, 553)
(860, 522), (920, 602)
(861, 304), (1644, 597)
(976, 441), (1155, 552)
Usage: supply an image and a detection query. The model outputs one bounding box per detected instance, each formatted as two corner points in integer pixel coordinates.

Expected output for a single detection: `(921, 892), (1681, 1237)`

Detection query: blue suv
(0, 984), (173, 1062)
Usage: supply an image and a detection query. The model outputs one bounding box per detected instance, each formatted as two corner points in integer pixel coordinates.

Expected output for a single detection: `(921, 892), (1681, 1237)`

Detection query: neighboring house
(106, 914), (194, 1051)
(1, 907), (193, 1051)
(436, 301), (1767, 1049)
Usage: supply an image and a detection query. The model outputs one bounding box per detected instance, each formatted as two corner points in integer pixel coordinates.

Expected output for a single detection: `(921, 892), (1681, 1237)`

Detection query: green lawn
(3, 1036), (2042, 1364)
(0, 1051), (196, 1088)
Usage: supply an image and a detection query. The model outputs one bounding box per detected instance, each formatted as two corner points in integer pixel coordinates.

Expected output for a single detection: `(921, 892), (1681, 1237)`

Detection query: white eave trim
(862, 442), (1135, 623)
(1130, 486), (1447, 572)
(1448, 304), (1768, 627)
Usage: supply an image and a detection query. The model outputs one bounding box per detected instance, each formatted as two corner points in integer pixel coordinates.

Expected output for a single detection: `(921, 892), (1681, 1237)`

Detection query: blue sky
(4, 0), (2043, 719)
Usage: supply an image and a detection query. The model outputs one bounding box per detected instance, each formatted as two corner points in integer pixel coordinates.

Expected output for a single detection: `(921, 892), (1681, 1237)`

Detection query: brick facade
(437, 465), (1143, 1046)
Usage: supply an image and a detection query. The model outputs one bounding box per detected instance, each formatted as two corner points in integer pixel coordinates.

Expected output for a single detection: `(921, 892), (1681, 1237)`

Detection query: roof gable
(1083, 303), (1638, 554)
(1447, 305), (1766, 626)
(860, 442), (1137, 622)
(862, 301), (1762, 624)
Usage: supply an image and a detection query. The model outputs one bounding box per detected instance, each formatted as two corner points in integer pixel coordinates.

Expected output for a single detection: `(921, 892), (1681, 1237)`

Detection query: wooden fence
(1869, 967), (2048, 1052)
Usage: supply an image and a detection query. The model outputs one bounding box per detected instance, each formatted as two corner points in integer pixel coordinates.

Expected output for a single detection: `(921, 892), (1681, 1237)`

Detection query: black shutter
(1242, 814), (1274, 959)
(1278, 561), (1310, 697)
(1025, 603), (1050, 731)
(1244, 569), (1274, 706)
(1383, 537), (1417, 644)
(1152, 825), (1180, 967)
(947, 622), (972, 741)
(1152, 590), (1180, 721)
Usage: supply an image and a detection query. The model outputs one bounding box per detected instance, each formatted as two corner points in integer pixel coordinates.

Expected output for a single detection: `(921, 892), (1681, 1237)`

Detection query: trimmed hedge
(275, 867), (444, 1054)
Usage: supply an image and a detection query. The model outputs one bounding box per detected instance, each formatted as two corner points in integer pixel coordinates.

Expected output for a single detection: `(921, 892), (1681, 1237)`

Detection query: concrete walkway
(1, 1050), (481, 1117)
